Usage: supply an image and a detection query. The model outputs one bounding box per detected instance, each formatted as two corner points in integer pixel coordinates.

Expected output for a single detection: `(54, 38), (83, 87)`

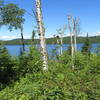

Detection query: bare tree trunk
(57, 25), (66, 55)
(35, 0), (48, 70)
(73, 19), (77, 52)
(20, 27), (25, 52)
(71, 33), (74, 69)
(60, 25), (66, 55)
(68, 15), (74, 69)
(60, 35), (63, 55)
(74, 32), (77, 52)
(68, 15), (80, 69)
(56, 36), (60, 56)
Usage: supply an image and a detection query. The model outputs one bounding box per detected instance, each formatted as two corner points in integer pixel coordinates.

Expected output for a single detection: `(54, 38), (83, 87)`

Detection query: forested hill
(1, 36), (100, 45)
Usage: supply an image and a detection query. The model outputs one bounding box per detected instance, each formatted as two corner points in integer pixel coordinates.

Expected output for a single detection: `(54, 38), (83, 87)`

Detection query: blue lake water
(5, 43), (100, 56)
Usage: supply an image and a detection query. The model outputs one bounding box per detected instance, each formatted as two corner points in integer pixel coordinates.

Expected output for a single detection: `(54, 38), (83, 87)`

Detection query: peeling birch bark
(35, 0), (48, 70)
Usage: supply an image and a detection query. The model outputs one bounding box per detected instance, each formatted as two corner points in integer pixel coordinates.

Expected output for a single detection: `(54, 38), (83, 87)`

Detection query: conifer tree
(81, 33), (91, 54)
(0, 43), (15, 85)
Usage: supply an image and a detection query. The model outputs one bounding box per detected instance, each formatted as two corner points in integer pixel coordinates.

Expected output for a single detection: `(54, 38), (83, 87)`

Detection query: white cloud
(0, 32), (99, 41)
(0, 35), (31, 40)
(96, 32), (100, 35)
(0, 36), (19, 40)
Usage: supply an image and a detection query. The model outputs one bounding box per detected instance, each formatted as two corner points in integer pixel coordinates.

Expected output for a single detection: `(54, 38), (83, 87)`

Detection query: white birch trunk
(35, 0), (48, 70)
(59, 25), (66, 55)
(71, 32), (74, 68)
(56, 38), (60, 56)
(68, 16), (74, 69)
(74, 32), (77, 52)
(73, 19), (77, 52)
(60, 34), (63, 55)
(60, 36), (63, 55)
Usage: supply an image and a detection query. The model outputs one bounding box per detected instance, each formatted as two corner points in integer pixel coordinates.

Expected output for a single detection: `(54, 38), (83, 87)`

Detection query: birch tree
(58, 25), (67, 55)
(73, 18), (80, 52)
(67, 15), (80, 69)
(68, 15), (74, 68)
(35, 0), (48, 70)
(56, 25), (67, 55)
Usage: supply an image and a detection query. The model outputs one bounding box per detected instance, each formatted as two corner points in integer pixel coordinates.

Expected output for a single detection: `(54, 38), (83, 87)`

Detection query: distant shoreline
(0, 36), (100, 45)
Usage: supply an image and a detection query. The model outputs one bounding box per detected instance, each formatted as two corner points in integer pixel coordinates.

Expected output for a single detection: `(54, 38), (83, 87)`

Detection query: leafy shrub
(0, 46), (100, 100)
(18, 46), (42, 77)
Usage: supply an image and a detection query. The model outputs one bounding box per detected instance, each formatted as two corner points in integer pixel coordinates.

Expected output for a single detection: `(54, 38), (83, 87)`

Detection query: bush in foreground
(0, 51), (100, 100)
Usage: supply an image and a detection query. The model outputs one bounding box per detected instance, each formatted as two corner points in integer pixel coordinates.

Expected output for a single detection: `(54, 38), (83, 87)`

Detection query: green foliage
(0, 44), (42, 90)
(18, 46), (42, 77)
(0, 1), (99, 99)
(74, 52), (88, 70)
(59, 51), (71, 65)
(0, 3), (25, 31)
(0, 3), (25, 53)
(0, 43), (18, 89)
(81, 34), (91, 54)
(0, 42), (99, 100)
(0, 51), (100, 100)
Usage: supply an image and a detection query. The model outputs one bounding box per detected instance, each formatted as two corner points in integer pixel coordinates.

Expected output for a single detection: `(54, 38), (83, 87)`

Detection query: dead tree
(73, 18), (80, 52)
(57, 25), (67, 55)
(68, 15), (74, 68)
(35, 0), (48, 70)
(67, 15), (80, 69)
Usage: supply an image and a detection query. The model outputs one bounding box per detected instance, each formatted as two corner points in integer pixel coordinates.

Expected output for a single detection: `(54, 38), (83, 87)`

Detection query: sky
(0, 0), (100, 40)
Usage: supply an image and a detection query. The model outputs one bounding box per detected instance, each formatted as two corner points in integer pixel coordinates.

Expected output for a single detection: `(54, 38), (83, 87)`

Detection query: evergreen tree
(0, 43), (17, 87)
(81, 33), (91, 54)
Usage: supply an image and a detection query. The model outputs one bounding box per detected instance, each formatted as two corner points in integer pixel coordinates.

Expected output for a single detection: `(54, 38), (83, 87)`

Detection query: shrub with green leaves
(0, 56), (99, 100)
(0, 45), (100, 100)
(18, 46), (43, 77)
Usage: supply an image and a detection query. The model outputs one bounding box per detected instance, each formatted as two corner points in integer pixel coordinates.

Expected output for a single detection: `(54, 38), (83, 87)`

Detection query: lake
(5, 43), (100, 56)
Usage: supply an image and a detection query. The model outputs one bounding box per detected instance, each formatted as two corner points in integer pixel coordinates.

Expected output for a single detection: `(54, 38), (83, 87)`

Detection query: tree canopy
(0, 3), (25, 31)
